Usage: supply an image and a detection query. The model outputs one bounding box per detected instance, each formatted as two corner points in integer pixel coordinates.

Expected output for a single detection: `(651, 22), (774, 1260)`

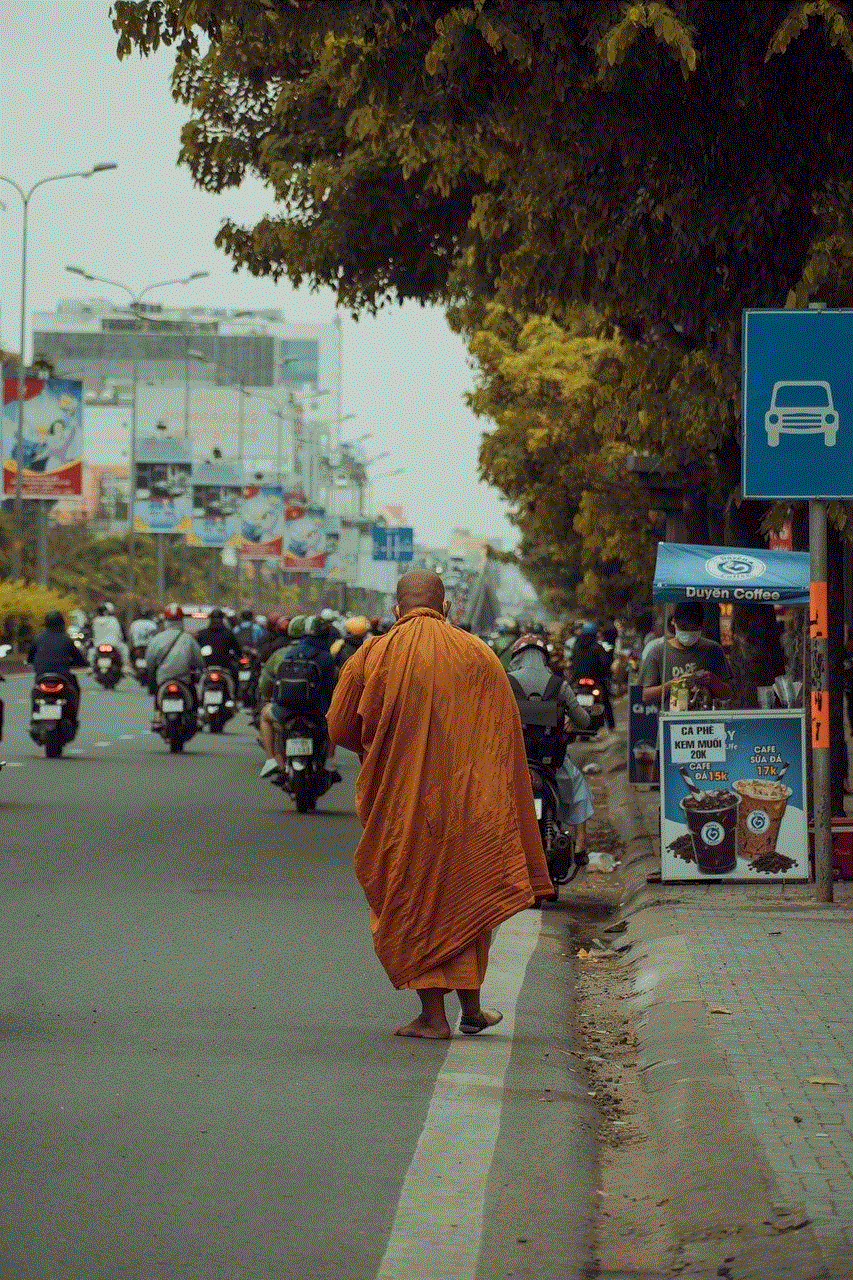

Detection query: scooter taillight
(166, 682), (181, 694)
(97, 644), (114, 653)
(38, 680), (64, 694)
(208, 672), (222, 682)
(238, 656), (250, 667)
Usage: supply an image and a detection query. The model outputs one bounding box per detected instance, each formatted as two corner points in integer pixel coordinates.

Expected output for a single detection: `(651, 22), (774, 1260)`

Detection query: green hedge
(0, 580), (80, 654)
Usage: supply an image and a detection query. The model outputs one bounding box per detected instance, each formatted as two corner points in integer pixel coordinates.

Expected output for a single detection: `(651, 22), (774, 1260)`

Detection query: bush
(0, 580), (80, 654)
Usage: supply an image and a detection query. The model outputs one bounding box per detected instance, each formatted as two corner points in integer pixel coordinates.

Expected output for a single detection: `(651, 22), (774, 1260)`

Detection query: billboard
(3, 376), (83, 498)
(188, 461), (244, 548)
(284, 505), (327, 572)
(133, 435), (193, 533)
(238, 483), (299, 559)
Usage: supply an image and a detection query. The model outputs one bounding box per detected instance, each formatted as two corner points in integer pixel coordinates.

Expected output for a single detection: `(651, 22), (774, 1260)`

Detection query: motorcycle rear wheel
(293, 771), (312, 814)
(168, 723), (185, 753)
(45, 727), (63, 758)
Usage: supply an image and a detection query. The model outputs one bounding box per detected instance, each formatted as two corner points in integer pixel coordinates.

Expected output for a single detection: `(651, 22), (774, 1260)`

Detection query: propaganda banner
(238, 483), (292, 560)
(284, 505), (327, 572)
(133, 435), (193, 534)
(3, 376), (84, 498)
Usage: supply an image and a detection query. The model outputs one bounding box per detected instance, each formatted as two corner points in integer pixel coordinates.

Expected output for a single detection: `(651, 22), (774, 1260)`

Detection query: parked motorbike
(568, 676), (606, 741)
(236, 649), (259, 709)
(198, 666), (236, 733)
(92, 643), (123, 688)
(30, 674), (78, 758)
(515, 698), (580, 899)
(155, 678), (198, 752)
(130, 643), (149, 686)
(272, 713), (328, 813)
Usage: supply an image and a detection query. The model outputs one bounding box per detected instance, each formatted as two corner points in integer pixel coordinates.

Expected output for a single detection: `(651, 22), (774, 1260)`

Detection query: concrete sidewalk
(597, 731), (852, 1279)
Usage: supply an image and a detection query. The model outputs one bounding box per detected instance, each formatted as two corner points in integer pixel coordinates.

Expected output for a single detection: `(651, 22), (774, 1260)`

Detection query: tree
(112, 0), (852, 546)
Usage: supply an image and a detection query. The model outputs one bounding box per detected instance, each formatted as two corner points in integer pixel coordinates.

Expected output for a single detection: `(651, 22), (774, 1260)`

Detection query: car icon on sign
(765, 380), (838, 447)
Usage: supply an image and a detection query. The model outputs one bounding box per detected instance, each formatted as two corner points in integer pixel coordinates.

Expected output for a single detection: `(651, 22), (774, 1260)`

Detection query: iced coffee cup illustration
(632, 740), (658, 784)
(733, 778), (792, 862)
(680, 789), (740, 875)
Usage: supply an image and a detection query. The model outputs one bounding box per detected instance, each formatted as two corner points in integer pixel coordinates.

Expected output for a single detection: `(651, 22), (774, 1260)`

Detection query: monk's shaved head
(395, 569), (446, 615)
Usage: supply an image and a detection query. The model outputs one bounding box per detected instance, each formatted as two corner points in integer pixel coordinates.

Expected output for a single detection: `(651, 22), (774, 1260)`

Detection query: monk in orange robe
(327, 569), (553, 1039)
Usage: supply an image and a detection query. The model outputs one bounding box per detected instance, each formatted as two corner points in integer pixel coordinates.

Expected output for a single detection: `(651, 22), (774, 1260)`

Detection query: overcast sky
(0, 0), (518, 549)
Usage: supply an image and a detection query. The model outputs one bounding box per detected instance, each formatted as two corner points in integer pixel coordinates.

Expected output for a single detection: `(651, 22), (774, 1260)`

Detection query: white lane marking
(119, 734), (137, 740)
(3, 760), (25, 767)
(92, 741), (112, 748)
(376, 910), (543, 1280)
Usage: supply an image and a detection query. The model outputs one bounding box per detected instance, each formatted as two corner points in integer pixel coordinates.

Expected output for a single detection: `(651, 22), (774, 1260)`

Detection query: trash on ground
(710, 1007), (733, 1015)
(583, 761), (601, 774)
(586, 851), (617, 872)
(806, 1076), (842, 1086)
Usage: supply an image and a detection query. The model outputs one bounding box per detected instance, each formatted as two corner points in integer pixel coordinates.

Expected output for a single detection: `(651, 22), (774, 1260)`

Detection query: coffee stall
(648, 543), (811, 882)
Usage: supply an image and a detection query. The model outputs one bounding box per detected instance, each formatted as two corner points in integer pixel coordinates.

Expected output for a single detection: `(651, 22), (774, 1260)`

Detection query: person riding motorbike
(27, 610), (88, 727)
(233, 608), (265, 648)
(257, 613), (341, 784)
(194, 607), (243, 700)
(128, 609), (157, 650)
(145, 603), (204, 728)
(491, 618), (520, 670)
(335, 615), (370, 668)
(506, 633), (594, 859)
(568, 620), (616, 745)
(92, 601), (129, 669)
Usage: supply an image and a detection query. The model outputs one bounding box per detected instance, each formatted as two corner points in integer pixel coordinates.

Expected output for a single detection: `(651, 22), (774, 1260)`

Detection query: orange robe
(326, 608), (554, 988)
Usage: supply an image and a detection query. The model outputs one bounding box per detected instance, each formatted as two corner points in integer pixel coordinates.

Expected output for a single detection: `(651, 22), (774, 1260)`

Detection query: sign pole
(809, 499), (833, 902)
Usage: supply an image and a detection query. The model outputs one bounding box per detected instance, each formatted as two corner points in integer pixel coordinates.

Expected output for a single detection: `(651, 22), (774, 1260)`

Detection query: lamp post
(65, 266), (208, 598)
(1, 163), (118, 581)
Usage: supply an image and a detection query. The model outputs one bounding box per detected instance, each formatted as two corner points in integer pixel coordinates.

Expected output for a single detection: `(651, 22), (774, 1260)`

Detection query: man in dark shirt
(27, 610), (88, 724)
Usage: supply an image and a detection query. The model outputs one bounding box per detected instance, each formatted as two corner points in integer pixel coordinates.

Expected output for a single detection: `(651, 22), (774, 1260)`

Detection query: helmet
(288, 615), (307, 638)
(163, 602), (184, 621)
(240, 608), (253, 621)
(345, 615), (370, 637)
(505, 618), (520, 635)
(581, 621), (597, 635)
(209, 607), (224, 622)
(330, 637), (344, 659)
(44, 609), (64, 629)
(276, 615), (293, 635)
(104, 602), (115, 614)
(511, 634), (549, 658)
(266, 613), (281, 632)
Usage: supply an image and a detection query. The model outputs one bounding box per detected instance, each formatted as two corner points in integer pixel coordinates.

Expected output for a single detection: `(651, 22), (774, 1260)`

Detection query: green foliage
(0, 579), (78, 654)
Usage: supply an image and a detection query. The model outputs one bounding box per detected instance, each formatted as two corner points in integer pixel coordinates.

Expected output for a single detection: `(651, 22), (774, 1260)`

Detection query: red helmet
(511, 634), (549, 657)
(276, 615), (293, 634)
(163, 602), (183, 621)
(266, 612), (281, 632)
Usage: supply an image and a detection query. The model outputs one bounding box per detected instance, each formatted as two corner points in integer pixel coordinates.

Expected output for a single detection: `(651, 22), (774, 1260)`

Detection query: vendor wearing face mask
(640, 601), (732, 709)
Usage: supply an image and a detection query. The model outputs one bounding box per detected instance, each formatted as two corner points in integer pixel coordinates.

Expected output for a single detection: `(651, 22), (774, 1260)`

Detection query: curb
(601, 750), (829, 1279)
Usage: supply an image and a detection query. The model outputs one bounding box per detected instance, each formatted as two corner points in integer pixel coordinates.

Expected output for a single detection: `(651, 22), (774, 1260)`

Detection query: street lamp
(64, 265), (209, 596)
(0, 163), (118, 581)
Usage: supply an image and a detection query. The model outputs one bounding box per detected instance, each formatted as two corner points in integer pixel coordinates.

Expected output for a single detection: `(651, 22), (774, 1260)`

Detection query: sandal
(459, 1009), (503, 1035)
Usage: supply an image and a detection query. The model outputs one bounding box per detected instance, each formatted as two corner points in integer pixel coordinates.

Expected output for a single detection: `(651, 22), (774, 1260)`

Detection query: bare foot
(395, 1016), (452, 1039)
(459, 1009), (503, 1035)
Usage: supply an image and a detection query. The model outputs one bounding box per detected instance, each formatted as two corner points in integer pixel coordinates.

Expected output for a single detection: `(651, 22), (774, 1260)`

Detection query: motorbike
(30, 673), (79, 758)
(568, 676), (606, 741)
(155, 677), (198, 752)
(130, 643), (149, 686)
(516, 699), (580, 899)
(92, 643), (123, 688)
(198, 665), (236, 733)
(236, 649), (259, 709)
(272, 712), (328, 813)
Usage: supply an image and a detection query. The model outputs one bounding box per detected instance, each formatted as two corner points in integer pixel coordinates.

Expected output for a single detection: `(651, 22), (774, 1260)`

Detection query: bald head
(395, 569), (447, 617)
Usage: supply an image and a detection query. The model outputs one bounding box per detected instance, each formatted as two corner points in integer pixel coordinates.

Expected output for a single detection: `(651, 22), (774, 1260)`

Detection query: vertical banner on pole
(187, 461), (244, 548)
(3, 376), (83, 497)
(134, 435), (193, 533)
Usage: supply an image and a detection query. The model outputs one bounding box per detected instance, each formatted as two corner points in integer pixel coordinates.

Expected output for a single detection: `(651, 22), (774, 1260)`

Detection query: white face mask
(674, 628), (702, 647)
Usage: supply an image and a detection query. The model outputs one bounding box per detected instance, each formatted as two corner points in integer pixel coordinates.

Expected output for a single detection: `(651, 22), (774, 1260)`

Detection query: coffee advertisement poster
(660, 710), (808, 881)
(627, 683), (660, 787)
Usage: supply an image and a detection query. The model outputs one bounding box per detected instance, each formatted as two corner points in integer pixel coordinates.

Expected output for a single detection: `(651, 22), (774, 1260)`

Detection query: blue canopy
(652, 542), (810, 605)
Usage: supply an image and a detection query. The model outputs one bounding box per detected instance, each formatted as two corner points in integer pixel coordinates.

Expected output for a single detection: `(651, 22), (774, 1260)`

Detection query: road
(1, 670), (597, 1280)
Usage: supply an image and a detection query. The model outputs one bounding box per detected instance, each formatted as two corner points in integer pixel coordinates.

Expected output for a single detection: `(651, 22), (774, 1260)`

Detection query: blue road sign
(371, 525), (414, 562)
(742, 309), (853, 499)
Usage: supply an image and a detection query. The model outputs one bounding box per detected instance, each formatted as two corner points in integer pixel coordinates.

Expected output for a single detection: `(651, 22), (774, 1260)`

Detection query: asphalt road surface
(1, 670), (597, 1280)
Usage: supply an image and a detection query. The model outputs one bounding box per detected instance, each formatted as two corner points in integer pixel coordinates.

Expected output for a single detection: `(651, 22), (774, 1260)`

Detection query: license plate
(286, 737), (313, 756)
(577, 694), (594, 706)
(204, 691), (224, 705)
(534, 797), (543, 818)
(162, 698), (184, 712)
(238, 671), (250, 681)
(34, 703), (63, 720)
(135, 658), (146, 669)
(98, 660), (112, 670)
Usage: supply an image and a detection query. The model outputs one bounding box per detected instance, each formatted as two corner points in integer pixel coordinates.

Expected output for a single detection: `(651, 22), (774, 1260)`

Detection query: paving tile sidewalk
(632, 782), (853, 1279)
